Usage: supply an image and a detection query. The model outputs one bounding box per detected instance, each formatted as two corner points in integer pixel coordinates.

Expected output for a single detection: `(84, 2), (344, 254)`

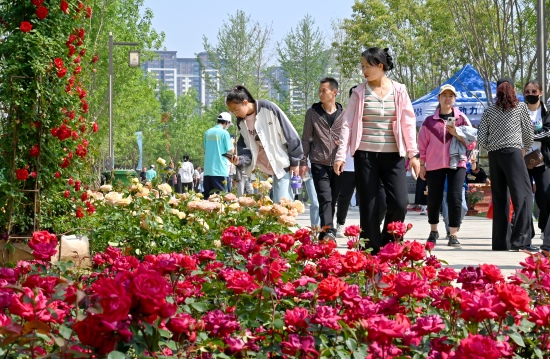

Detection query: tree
(83, 0), (165, 170)
(277, 15), (329, 113)
(202, 10), (272, 98)
(449, 0), (537, 99)
(337, 0), (468, 99)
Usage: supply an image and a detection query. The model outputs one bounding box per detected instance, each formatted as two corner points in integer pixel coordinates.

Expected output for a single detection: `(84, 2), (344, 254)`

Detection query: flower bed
(2, 224), (550, 358)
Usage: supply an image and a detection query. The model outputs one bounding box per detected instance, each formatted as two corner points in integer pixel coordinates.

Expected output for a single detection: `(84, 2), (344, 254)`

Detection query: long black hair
(361, 47), (395, 72)
(226, 85), (256, 104)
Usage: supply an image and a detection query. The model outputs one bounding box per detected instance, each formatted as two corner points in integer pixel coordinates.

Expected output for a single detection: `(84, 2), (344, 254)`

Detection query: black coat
(533, 103), (550, 167)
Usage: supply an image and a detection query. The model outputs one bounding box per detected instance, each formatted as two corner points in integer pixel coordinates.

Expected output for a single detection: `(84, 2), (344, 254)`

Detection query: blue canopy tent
(412, 64), (500, 126)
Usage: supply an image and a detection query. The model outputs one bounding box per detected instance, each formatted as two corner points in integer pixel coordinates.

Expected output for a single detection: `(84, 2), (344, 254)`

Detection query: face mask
(525, 95), (540, 105)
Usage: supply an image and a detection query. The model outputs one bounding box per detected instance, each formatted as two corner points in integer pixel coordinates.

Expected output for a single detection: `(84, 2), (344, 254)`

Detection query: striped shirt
(358, 84), (398, 153)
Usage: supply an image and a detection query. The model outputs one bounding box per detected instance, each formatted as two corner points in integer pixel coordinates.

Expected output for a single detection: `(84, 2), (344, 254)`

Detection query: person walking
(226, 85), (303, 204)
(333, 47), (420, 254)
(418, 84), (477, 248)
(179, 154), (194, 192)
(145, 165), (156, 182)
(203, 112), (234, 200)
(522, 80), (550, 243)
(478, 78), (536, 251)
(299, 77), (343, 240)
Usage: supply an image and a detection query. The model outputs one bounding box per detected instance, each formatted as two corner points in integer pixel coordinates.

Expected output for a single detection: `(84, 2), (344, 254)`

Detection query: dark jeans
(203, 176), (225, 200)
(336, 171), (356, 226)
(426, 167), (466, 228)
(489, 148), (533, 250)
(311, 163), (341, 238)
(335, 171), (386, 226)
(354, 151), (408, 254)
(182, 182), (193, 192)
(528, 165), (550, 232)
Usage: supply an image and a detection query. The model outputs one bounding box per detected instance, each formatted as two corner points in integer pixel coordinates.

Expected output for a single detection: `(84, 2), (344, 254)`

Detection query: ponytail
(226, 85), (256, 104)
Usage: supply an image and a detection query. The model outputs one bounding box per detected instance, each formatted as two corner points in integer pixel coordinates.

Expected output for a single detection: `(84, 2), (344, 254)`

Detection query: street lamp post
(108, 32), (140, 170)
(537, 0), (546, 102)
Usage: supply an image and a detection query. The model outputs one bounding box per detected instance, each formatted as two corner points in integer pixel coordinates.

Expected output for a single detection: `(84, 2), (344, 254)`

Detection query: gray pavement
(295, 206), (542, 278)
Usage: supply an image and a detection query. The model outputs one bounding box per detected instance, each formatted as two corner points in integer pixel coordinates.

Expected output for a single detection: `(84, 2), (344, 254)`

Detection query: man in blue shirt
(145, 165), (157, 182)
(203, 112), (233, 199)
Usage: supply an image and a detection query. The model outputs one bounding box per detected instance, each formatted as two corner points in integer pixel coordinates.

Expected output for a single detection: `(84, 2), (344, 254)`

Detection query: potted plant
(466, 185), (485, 214)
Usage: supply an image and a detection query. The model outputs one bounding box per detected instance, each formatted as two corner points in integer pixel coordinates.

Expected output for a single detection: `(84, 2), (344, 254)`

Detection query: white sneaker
(336, 224), (345, 238)
(420, 206), (427, 215)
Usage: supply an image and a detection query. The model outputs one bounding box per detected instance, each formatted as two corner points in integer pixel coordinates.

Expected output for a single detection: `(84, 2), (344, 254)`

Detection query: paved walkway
(295, 206), (542, 278)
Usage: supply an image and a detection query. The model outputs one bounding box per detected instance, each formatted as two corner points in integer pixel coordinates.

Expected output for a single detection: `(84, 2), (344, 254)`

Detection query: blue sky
(141, 1), (357, 59)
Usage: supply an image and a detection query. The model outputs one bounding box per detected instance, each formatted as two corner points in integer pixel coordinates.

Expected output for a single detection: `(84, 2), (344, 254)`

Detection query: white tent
(412, 64), (497, 126)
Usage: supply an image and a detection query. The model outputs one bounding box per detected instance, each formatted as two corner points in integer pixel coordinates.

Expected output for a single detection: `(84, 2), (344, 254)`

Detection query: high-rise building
(142, 51), (219, 108)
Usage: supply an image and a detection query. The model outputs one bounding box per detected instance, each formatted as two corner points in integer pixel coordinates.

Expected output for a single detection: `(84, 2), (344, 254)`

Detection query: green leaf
(507, 331), (525, 347)
(273, 319), (284, 329)
(353, 344), (369, 359)
(345, 338), (357, 352)
(59, 325), (72, 339)
(107, 351), (126, 359)
(190, 302), (208, 312)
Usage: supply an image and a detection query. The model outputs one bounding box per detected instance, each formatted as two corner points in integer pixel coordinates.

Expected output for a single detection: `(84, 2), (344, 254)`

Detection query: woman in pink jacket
(334, 47), (420, 254)
(417, 84), (473, 248)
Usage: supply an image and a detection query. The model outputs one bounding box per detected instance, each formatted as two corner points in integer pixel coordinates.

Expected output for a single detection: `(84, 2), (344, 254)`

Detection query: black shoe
(427, 231), (439, 245)
(324, 232), (337, 243)
(447, 235), (461, 247)
(523, 245), (540, 253)
(509, 246), (522, 252)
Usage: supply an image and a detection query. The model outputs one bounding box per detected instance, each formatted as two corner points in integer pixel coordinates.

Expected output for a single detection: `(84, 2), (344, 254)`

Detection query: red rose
(20, 21), (32, 32)
(130, 267), (170, 315)
(85, 6), (92, 18)
(30, 171), (37, 178)
(60, 0), (69, 14)
(64, 190), (70, 198)
(68, 177), (74, 185)
(29, 144), (40, 157)
(36, 6), (48, 20)
(91, 54), (99, 63)
(77, 28), (85, 38)
(317, 276), (347, 301)
(225, 269), (260, 294)
(81, 192), (87, 201)
(340, 251), (367, 274)
(92, 122), (98, 132)
(91, 278), (132, 322)
(16, 168), (29, 181)
(74, 65), (82, 75)
(87, 204), (96, 214)
(31, 0), (44, 5)
(57, 68), (67, 78)
(73, 55), (81, 63)
(73, 315), (117, 355)
(28, 230), (58, 261)
(167, 313), (196, 335)
(344, 225), (360, 238)
(495, 283), (532, 313)
(54, 171), (61, 178)
(75, 207), (84, 218)
(53, 57), (63, 69)
(60, 157), (70, 168)
(67, 44), (75, 56)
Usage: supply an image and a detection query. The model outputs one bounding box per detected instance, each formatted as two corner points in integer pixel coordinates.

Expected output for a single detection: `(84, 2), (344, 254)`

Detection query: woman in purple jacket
(418, 84), (474, 248)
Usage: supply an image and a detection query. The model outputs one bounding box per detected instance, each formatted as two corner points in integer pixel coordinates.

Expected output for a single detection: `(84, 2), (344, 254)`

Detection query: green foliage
(277, 15), (329, 112)
(0, 0), (96, 234)
(202, 10), (272, 98)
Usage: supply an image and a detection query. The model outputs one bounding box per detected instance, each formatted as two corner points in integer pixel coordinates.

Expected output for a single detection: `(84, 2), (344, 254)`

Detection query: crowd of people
(142, 46), (548, 255)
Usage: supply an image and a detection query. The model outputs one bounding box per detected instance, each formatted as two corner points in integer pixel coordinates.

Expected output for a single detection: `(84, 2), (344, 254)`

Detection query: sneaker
(324, 232), (337, 243)
(427, 231), (439, 245)
(420, 205), (427, 215)
(447, 234), (461, 247)
(509, 246), (521, 252)
(336, 224), (345, 238)
(523, 245), (540, 253)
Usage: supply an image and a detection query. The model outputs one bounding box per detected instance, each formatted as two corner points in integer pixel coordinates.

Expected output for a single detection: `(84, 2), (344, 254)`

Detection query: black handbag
(524, 149), (544, 169)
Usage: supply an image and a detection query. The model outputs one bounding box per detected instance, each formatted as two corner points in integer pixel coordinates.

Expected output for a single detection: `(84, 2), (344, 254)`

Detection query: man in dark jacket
(299, 77), (343, 240)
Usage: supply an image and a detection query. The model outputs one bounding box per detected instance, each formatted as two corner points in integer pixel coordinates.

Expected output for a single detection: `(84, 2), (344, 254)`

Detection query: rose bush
(48, 169), (306, 257)
(2, 222), (550, 358)
(0, 0), (96, 234)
